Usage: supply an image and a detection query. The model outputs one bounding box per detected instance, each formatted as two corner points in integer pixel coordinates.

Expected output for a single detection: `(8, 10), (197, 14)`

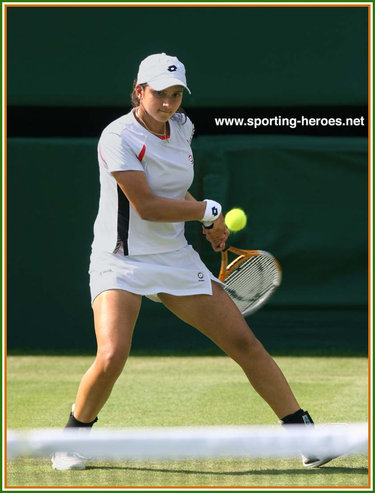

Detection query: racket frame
(218, 246), (282, 316)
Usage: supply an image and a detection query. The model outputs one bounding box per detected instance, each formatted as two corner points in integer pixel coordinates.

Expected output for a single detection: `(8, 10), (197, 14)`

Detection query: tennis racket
(218, 246), (282, 316)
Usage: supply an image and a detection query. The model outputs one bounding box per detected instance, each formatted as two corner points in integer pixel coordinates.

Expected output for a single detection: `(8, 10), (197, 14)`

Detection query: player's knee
(95, 348), (128, 379)
(247, 337), (268, 359)
(231, 334), (266, 366)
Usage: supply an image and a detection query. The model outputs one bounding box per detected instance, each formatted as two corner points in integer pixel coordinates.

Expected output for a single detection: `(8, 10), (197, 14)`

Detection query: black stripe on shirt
(116, 185), (130, 256)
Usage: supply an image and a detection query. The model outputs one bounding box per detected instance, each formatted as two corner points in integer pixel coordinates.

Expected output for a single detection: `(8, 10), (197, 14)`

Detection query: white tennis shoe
(302, 422), (350, 468)
(51, 451), (85, 470)
(302, 454), (339, 468)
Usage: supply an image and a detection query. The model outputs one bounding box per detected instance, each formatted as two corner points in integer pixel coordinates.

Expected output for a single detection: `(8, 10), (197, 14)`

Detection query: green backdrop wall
(7, 6), (368, 107)
(7, 135), (367, 352)
(6, 5), (368, 353)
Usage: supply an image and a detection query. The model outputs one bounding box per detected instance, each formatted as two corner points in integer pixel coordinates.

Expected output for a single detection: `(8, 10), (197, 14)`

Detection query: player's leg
(73, 289), (142, 423)
(52, 289), (141, 470)
(159, 284), (339, 467)
(158, 282), (300, 419)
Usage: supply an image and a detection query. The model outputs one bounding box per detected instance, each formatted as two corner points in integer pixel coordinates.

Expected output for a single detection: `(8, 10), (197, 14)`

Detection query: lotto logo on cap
(137, 53), (191, 94)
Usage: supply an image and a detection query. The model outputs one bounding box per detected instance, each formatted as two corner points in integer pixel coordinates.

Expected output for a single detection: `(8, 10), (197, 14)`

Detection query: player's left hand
(202, 214), (229, 252)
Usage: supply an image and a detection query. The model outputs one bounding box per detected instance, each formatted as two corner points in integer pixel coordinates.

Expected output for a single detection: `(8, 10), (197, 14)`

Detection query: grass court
(6, 354), (369, 488)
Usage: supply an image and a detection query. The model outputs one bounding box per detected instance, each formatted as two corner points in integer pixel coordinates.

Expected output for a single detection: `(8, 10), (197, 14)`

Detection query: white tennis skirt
(89, 244), (223, 304)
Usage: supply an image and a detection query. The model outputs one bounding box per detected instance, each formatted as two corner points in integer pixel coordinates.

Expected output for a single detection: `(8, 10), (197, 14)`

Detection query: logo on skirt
(197, 272), (204, 281)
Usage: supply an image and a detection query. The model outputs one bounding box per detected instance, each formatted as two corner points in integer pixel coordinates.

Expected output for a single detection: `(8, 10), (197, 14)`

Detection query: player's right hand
(202, 215), (229, 251)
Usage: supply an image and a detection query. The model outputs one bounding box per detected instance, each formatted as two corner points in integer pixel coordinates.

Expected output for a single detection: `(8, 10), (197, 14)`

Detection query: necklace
(135, 108), (167, 139)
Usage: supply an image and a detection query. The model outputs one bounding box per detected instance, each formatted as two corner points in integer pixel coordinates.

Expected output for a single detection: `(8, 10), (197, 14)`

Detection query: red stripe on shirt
(138, 144), (146, 162)
(98, 145), (107, 165)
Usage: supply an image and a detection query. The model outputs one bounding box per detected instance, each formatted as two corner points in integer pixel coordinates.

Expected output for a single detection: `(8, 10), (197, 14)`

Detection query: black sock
(65, 412), (98, 429)
(280, 409), (314, 425)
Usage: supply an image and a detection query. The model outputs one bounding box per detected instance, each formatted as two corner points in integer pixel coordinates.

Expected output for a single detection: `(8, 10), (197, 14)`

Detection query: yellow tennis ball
(224, 208), (247, 232)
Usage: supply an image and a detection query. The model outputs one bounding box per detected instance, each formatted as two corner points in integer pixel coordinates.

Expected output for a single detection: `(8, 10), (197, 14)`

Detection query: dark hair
(130, 79), (187, 123)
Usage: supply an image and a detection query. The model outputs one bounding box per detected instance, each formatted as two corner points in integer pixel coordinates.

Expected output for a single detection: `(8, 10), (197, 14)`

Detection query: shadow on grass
(85, 465), (368, 476)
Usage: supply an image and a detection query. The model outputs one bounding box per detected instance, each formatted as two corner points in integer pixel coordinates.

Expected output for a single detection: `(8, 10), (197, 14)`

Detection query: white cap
(137, 53), (191, 94)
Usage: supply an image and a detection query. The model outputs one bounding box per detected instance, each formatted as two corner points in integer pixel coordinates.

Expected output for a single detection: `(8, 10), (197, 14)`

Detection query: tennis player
(52, 53), (337, 470)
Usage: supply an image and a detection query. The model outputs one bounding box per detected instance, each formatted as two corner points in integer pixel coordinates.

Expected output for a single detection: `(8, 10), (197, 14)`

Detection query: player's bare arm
(112, 170), (206, 222)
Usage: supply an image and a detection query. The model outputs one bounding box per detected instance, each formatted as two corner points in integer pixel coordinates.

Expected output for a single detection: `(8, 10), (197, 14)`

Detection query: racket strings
(224, 255), (281, 315)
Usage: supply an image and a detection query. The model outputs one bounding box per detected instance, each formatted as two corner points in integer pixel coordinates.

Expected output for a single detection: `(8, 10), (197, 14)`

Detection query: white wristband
(202, 199), (222, 227)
